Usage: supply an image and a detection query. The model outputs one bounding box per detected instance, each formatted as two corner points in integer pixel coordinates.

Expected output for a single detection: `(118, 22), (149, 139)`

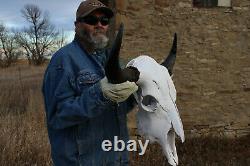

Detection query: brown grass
(0, 64), (51, 166)
(130, 135), (250, 166)
(0, 64), (249, 166)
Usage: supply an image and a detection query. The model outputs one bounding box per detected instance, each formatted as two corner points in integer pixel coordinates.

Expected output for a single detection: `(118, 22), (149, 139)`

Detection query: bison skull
(127, 55), (185, 166)
(104, 24), (185, 165)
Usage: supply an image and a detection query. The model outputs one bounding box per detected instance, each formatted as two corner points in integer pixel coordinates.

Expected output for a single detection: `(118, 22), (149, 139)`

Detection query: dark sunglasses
(77, 15), (110, 26)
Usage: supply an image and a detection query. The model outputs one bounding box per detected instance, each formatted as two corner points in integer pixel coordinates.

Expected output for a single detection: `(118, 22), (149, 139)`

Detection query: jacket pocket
(76, 69), (100, 92)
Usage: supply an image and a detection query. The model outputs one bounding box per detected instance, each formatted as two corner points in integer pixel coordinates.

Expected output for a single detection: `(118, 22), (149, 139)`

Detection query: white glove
(100, 77), (138, 103)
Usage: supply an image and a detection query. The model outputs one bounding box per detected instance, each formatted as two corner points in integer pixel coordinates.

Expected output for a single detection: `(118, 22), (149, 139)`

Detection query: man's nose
(96, 21), (104, 27)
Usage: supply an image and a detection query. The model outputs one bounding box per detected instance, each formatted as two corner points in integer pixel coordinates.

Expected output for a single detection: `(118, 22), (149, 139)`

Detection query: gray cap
(76, 0), (114, 20)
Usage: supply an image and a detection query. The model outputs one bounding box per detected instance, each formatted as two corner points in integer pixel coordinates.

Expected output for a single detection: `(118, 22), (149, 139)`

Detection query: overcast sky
(0, 0), (84, 41)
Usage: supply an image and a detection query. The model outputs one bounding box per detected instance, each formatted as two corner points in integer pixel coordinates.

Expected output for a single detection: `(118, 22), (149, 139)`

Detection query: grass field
(0, 64), (249, 166)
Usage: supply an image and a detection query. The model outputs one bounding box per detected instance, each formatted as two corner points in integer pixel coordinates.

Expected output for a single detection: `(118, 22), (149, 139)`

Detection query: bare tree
(16, 4), (59, 65)
(0, 24), (19, 67)
(54, 29), (67, 50)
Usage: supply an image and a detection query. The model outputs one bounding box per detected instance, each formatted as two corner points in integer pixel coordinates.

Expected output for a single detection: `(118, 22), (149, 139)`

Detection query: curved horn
(105, 23), (140, 84)
(105, 23), (124, 84)
(161, 33), (177, 76)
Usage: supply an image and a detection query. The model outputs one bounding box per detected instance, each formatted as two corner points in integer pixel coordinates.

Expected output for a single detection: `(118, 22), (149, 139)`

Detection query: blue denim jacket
(42, 39), (136, 166)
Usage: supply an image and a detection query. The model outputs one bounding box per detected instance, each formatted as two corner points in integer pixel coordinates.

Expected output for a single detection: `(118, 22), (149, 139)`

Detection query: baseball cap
(76, 0), (114, 20)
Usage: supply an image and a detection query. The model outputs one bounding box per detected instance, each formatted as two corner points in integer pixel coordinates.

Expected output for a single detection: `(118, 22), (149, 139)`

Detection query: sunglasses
(77, 15), (110, 26)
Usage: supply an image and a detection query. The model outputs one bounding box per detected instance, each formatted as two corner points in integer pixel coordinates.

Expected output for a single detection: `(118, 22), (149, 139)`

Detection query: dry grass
(130, 135), (250, 166)
(0, 64), (51, 166)
(0, 64), (249, 166)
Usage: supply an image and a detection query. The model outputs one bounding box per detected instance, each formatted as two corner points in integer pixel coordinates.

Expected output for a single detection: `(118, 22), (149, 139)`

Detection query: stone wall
(115, 0), (250, 137)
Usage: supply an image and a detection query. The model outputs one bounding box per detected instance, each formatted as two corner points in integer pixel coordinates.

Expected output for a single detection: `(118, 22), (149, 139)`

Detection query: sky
(0, 0), (85, 41)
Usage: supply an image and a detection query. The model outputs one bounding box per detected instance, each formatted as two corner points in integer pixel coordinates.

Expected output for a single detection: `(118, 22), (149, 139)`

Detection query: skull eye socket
(142, 95), (158, 109)
(137, 87), (158, 112)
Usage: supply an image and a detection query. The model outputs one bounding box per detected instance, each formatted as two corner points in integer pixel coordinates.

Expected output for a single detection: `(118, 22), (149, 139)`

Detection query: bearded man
(42, 0), (138, 165)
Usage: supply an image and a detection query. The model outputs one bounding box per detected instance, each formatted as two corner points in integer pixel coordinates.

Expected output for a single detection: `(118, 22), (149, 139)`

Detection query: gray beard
(80, 29), (109, 50)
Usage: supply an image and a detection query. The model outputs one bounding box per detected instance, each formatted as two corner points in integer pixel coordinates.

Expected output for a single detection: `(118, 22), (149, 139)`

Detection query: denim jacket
(42, 39), (136, 166)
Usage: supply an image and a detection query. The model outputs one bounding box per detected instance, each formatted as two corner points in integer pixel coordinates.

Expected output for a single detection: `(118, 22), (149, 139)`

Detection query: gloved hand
(100, 77), (138, 103)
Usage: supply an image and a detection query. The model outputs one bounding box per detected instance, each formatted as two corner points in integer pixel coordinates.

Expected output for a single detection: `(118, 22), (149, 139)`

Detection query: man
(42, 0), (138, 165)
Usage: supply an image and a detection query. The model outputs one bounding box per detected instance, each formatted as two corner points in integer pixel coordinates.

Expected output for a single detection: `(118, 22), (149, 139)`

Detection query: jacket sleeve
(42, 65), (114, 129)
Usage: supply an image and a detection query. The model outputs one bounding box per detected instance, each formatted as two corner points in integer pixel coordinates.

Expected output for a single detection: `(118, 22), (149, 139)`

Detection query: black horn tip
(116, 23), (124, 41)
(119, 23), (124, 31)
(172, 33), (177, 53)
(161, 33), (178, 75)
(112, 23), (124, 51)
(105, 23), (125, 84)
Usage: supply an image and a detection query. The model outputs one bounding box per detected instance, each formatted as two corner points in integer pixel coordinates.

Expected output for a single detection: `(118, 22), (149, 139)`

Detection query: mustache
(93, 28), (106, 34)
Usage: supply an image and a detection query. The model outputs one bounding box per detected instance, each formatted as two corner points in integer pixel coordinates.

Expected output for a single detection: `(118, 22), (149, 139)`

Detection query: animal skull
(104, 24), (184, 165)
(126, 56), (185, 166)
